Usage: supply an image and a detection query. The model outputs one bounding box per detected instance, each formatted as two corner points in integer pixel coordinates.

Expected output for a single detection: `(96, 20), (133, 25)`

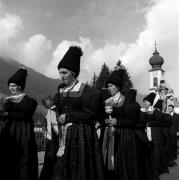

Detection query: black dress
(169, 113), (179, 160)
(135, 111), (156, 180)
(161, 113), (172, 166)
(110, 93), (140, 180)
(2, 95), (38, 180)
(146, 109), (169, 176)
(0, 109), (8, 179)
(52, 83), (104, 180)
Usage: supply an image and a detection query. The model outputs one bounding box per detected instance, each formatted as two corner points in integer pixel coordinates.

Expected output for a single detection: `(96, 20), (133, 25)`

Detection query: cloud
(0, 14), (23, 40)
(121, 0), (178, 96)
(0, 11), (23, 55)
(66, 0), (178, 98)
(17, 34), (52, 72)
(52, 0), (178, 98)
(1, 0), (178, 99)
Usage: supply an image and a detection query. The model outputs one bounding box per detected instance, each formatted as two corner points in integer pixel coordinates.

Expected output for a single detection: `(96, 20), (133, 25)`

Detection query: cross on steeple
(155, 41), (157, 51)
(153, 41), (159, 55)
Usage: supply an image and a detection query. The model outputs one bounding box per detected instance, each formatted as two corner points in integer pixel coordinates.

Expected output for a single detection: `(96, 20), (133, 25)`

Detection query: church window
(153, 77), (158, 87)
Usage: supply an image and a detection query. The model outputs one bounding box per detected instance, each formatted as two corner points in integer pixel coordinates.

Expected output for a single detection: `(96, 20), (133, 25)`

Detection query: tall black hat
(153, 99), (163, 111)
(57, 46), (83, 77)
(106, 69), (124, 90)
(143, 92), (156, 106)
(7, 68), (27, 91)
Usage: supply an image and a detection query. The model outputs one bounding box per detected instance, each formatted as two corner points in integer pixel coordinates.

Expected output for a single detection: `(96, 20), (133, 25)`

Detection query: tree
(89, 73), (97, 88)
(122, 69), (133, 92)
(96, 63), (110, 89)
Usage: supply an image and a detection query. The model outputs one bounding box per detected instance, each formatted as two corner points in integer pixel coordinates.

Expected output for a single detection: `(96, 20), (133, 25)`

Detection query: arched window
(153, 77), (158, 87)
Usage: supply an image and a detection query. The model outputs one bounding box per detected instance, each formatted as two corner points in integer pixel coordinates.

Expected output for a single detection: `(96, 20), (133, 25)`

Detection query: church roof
(149, 45), (164, 68)
(149, 66), (165, 72)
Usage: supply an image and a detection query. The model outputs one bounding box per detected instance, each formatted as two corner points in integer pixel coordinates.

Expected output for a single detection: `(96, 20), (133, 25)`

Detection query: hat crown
(106, 69), (125, 89)
(143, 92), (156, 106)
(57, 46), (83, 77)
(7, 68), (27, 91)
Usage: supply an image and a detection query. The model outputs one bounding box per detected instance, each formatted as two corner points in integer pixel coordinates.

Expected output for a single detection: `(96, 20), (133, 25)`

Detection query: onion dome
(149, 46), (164, 68)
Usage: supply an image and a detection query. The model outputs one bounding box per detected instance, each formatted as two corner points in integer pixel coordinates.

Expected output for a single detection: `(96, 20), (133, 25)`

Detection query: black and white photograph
(0, 0), (178, 180)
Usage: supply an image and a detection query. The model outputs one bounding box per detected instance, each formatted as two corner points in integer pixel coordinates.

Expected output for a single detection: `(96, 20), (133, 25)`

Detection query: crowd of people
(0, 46), (179, 180)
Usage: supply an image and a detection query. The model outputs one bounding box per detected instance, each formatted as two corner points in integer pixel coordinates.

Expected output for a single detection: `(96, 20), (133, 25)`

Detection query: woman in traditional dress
(2, 68), (38, 180)
(103, 70), (140, 180)
(135, 109), (156, 180)
(143, 93), (169, 177)
(52, 46), (104, 180)
(0, 94), (9, 179)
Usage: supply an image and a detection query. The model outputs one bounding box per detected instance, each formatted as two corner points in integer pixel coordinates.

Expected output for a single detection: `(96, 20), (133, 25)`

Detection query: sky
(0, 0), (179, 98)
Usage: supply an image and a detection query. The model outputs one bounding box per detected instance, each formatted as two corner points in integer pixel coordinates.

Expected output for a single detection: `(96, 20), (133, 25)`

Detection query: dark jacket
(2, 95), (38, 180)
(112, 89), (141, 180)
(52, 83), (104, 180)
(169, 113), (179, 134)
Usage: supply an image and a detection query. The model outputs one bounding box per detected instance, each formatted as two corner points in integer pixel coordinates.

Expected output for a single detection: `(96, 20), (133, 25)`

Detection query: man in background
(168, 104), (179, 163)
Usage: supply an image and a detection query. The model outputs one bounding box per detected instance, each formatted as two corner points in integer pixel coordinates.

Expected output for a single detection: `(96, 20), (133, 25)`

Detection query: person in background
(168, 104), (179, 164)
(143, 92), (169, 177)
(103, 69), (140, 180)
(2, 68), (38, 180)
(158, 80), (170, 95)
(52, 46), (104, 180)
(39, 96), (59, 180)
(0, 94), (8, 135)
(153, 99), (170, 173)
(0, 94), (8, 179)
(157, 80), (174, 109)
(135, 106), (156, 180)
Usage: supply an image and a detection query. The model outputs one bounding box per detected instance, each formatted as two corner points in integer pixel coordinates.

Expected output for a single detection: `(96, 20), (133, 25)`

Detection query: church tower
(149, 43), (165, 91)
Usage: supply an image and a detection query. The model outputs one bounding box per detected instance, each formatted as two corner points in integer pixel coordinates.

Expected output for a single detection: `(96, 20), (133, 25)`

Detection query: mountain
(0, 57), (60, 102)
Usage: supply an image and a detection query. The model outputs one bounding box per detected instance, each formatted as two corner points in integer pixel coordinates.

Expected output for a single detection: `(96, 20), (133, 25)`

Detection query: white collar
(144, 106), (154, 112)
(105, 92), (122, 107)
(7, 93), (26, 103)
(50, 105), (56, 110)
(60, 81), (82, 93)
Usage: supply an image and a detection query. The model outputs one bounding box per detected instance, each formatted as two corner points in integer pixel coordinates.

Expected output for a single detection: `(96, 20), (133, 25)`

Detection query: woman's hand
(58, 113), (66, 124)
(105, 118), (117, 126)
(105, 105), (113, 114)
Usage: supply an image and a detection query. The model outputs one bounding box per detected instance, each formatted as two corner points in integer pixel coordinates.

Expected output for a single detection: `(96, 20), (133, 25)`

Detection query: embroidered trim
(105, 92), (125, 108)
(61, 83), (86, 98)
(6, 93), (26, 103)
